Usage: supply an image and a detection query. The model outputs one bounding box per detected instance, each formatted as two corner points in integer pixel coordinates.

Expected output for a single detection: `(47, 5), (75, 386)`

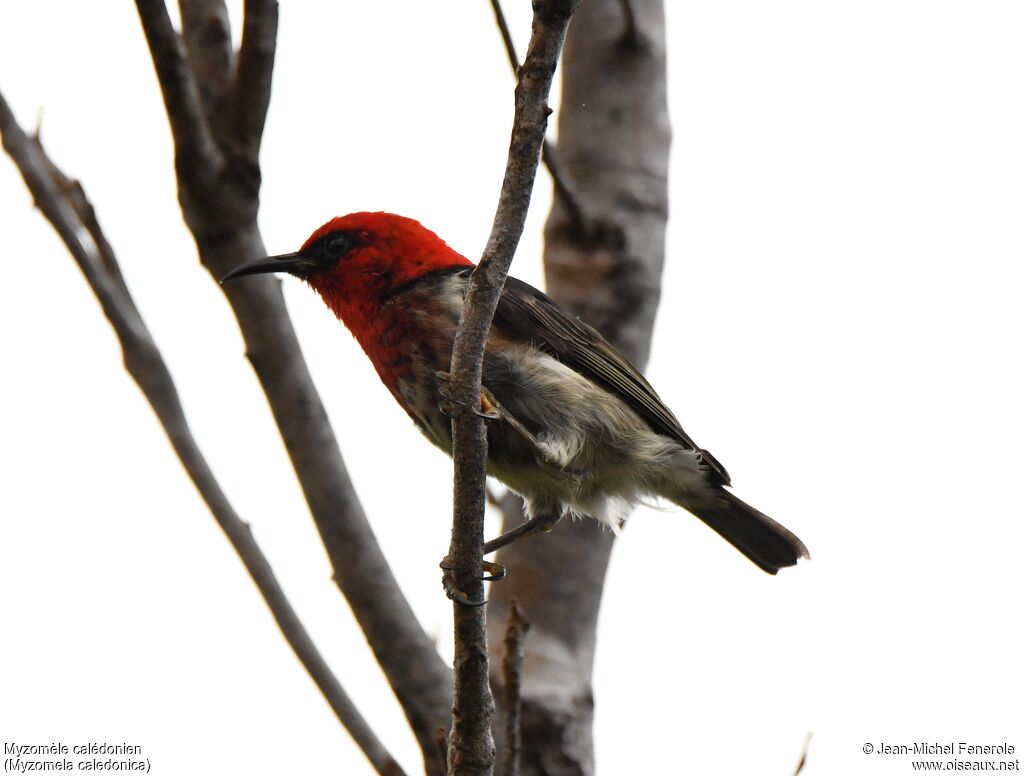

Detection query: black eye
(325, 234), (354, 258)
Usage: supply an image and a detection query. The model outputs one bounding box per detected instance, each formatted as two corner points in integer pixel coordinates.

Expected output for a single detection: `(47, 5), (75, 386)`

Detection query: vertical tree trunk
(487, 1), (670, 773)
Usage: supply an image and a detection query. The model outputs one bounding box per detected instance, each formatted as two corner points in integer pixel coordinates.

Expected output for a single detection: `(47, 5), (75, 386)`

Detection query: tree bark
(487, 2), (670, 773)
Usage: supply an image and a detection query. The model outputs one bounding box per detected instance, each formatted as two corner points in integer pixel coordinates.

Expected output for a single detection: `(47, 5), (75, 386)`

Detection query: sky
(2, 2), (1022, 774)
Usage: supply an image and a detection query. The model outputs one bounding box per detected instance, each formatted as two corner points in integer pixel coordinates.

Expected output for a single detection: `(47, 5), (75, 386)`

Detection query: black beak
(220, 252), (318, 284)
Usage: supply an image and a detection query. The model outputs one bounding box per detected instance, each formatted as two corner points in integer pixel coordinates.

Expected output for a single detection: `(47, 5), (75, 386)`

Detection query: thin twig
(541, 139), (589, 237)
(0, 90), (406, 776)
(489, 0), (520, 71)
(501, 602), (530, 776)
(33, 126), (133, 302)
(446, 2), (580, 774)
(489, 0), (590, 236)
(793, 732), (813, 776)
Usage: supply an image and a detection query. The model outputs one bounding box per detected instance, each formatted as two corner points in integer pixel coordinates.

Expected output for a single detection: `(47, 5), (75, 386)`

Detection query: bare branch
(132, 6), (458, 769)
(793, 733), (813, 776)
(212, 242), (453, 776)
(230, 0), (279, 162)
(487, 2), (672, 771)
(446, 2), (580, 774)
(179, 0), (234, 123)
(489, 0), (591, 237)
(500, 602), (530, 776)
(488, 0), (520, 71)
(0, 90), (405, 776)
(134, 0), (222, 173)
(540, 139), (589, 238)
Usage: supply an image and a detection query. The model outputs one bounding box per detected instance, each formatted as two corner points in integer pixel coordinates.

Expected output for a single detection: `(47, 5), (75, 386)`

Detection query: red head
(221, 211), (472, 336)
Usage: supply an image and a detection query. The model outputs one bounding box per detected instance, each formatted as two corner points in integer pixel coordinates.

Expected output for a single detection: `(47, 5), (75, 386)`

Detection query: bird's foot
(435, 371), (500, 421)
(481, 512), (562, 556)
(439, 555), (506, 607)
(435, 373), (566, 469)
(481, 559), (507, 581)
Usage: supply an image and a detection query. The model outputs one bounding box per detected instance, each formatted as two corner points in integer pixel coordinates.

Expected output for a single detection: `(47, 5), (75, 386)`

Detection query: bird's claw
(442, 569), (486, 607)
(481, 559), (507, 582)
(438, 393), (499, 421)
(439, 555), (506, 606)
(435, 371), (501, 421)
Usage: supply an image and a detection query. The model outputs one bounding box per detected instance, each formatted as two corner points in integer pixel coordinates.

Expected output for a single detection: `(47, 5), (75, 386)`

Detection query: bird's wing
(491, 274), (731, 484)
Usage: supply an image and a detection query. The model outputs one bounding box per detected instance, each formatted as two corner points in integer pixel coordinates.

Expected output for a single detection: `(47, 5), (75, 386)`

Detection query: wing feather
(492, 275), (731, 484)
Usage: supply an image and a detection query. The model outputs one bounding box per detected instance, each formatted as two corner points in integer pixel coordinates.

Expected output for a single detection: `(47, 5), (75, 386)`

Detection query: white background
(2, 2), (1022, 774)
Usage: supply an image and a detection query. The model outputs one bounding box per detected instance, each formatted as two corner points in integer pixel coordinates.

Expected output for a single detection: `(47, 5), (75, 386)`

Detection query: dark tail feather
(677, 488), (810, 574)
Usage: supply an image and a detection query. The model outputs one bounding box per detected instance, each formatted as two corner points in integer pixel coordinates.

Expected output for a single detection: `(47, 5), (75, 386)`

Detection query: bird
(222, 211), (809, 576)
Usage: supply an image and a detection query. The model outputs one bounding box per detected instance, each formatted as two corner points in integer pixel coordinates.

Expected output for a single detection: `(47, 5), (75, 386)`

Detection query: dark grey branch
(132, 4), (453, 772)
(487, 2), (671, 773)
(179, 0), (234, 125)
(488, 0), (519, 72)
(135, 0), (223, 175)
(500, 602), (530, 776)
(0, 90), (405, 776)
(540, 140), (588, 236)
(230, 0), (278, 162)
(488, 0), (591, 235)
(446, 2), (580, 775)
(793, 733), (812, 776)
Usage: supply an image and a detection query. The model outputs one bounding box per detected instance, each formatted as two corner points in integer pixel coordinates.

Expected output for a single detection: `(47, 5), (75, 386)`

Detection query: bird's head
(221, 211), (472, 325)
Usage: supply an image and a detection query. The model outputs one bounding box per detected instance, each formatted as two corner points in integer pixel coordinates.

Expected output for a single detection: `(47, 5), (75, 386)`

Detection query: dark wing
(492, 275), (731, 484)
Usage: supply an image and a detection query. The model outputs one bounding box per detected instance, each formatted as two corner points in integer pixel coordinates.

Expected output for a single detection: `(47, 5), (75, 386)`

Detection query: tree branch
(230, 0), (278, 162)
(500, 602), (530, 776)
(793, 733), (812, 776)
(488, 0), (519, 73)
(540, 140), (588, 236)
(178, 0), (234, 126)
(446, 2), (580, 774)
(135, 0), (222, 175)
(0, 90), (405, 776)
(487, 2), (672, 772)
(132, 4), (453, 772)
(488, 0), (590, 236)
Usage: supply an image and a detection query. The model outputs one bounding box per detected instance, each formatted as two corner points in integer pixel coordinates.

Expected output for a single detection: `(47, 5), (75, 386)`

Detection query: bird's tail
(667, 485), (810, 574)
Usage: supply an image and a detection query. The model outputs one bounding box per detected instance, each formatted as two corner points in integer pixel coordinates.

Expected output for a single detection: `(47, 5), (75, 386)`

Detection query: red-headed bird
(223, 212), (808, 574)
